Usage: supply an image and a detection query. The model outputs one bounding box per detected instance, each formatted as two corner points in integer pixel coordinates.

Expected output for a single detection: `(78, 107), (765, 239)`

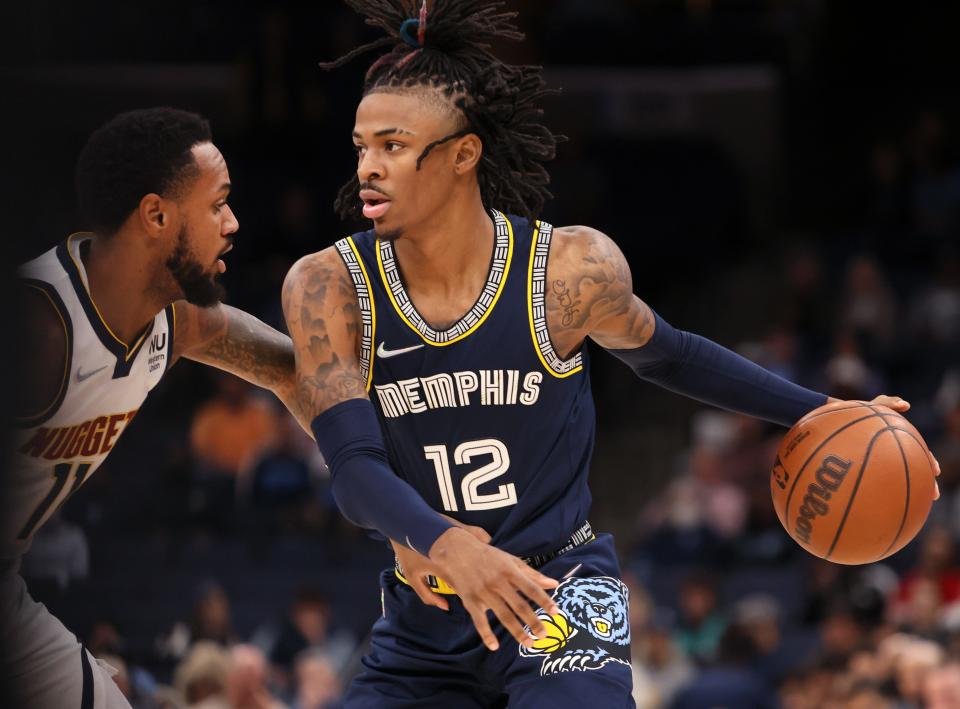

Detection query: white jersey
(4, 233), (174, 565)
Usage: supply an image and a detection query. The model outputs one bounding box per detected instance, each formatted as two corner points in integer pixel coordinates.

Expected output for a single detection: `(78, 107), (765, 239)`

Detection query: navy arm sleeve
(607, 310), (828, 428)
(312, 398), (453, 554)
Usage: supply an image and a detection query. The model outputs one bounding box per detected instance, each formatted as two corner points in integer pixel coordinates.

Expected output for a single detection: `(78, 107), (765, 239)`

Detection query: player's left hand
(867, 395), (941, 499)
(867, 394), (910, 413)
(834, 395), (941, 500)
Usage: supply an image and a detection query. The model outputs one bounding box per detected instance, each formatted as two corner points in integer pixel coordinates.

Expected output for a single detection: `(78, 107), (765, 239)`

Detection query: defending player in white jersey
(2, 107), (307, 709)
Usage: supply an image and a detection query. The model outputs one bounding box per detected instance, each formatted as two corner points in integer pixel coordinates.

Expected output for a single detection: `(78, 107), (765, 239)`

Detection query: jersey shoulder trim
(374, 209), (513, 346)
(335, 236), (376, 391)
(163, 304), (176, 373)
(13, 278), (74, 428)
(527, 220), (584, 378)
(56, 235), (153, 378)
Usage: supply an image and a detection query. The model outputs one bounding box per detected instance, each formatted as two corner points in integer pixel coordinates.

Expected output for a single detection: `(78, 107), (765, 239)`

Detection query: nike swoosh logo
(376, 342), (425, 359)
(77, 365), (108, 382)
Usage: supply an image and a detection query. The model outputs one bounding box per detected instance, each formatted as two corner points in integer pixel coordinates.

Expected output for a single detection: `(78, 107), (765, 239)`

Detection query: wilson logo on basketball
(794, 454), (853, 544)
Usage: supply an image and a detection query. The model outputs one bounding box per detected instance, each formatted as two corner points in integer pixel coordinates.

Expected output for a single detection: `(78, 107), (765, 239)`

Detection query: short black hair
(75, 107), (212, 234)
(322, 0), (562, 221)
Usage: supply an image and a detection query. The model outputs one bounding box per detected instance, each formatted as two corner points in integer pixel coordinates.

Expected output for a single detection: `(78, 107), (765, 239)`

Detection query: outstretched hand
(831, 395), (941, 500)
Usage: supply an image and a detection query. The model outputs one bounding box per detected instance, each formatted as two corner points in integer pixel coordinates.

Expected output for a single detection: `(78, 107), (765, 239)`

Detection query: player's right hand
(390, 520), (491, 612)
(427, 527), (560, 652)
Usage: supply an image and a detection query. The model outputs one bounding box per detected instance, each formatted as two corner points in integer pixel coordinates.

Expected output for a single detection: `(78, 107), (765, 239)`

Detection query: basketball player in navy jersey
(282, 2), (933, 706)
(3, 108), (308, 708)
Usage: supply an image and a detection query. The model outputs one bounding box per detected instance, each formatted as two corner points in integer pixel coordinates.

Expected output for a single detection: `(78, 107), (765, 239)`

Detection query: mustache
(359, 182), (391, 199)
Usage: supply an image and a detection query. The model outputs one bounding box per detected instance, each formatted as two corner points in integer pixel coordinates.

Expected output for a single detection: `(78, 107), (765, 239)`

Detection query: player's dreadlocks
(322, 0), (561, 221)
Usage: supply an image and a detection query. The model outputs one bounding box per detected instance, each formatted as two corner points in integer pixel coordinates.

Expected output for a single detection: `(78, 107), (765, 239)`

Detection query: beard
(165, 225), (225, 307)
(375, 226), (404, 242)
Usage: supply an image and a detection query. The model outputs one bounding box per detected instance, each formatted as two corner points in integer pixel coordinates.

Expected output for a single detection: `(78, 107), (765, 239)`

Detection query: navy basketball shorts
(345, 534), (635, 708)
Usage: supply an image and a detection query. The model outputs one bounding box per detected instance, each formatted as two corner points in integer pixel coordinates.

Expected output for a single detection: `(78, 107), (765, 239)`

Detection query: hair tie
(399, 1), (428, 49)
(399, 19), (421, 48)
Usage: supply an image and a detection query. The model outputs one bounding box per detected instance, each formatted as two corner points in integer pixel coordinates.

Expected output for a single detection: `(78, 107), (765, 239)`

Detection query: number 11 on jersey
(18, 461), (93, 540)
(424, 438), (517, 512)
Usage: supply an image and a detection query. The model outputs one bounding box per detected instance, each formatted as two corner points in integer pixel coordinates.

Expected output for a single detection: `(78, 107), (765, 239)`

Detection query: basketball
(771, 401), (936, 565)
(528, 612), (572, 653)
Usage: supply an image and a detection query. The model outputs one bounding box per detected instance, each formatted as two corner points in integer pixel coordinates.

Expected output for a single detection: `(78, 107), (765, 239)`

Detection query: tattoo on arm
(198, 307), (294, 391)
(547, 228), (655, 352)
(282, 252), (367, 418)
(176, 301), (308, 430)
(551, 279), (581, 328)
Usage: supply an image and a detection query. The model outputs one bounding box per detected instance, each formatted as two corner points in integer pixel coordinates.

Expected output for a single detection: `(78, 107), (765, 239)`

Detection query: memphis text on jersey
(374, 369), (543, 419)
(19, 410), (139, 460)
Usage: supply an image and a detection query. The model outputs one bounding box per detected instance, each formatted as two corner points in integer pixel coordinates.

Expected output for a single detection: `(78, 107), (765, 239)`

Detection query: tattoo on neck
(552, 279), (581, 328)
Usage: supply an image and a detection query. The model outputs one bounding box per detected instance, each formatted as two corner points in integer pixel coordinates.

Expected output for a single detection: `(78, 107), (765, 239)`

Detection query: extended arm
(545, 226), (826, 427)
(172, 301), (311, 432)
(280, 248), (454, 552)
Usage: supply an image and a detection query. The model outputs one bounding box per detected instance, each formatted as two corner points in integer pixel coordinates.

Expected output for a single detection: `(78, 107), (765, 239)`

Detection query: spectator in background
(173, 641), (230, 708)
(191, 373), (281, 477)
(838, 253), (898, 357)
(634, 476), (725, 567)
(291, 650), (342, 709)
(253, 587), (354, 696)
(923, 662), (960, 709)
(247, 416), (315, 535)
(735, 594), (816, 685)
(930, 404), (960, 536)
(190, 373), (282, 531)
(632, 609), (693, 709)
(817, 602), (868, 668)
(673, 571), (727, 664)
(778, 242), (832, 352)
(822, 332), (885, 402)
(670, 623), (779, 709)
(891, 637), (944, 708)
(843, 683), (896, 709)
(753, 325), (804, 384)
(226, 645), (286, 709)
(627, 574), (693, 709)
(159, 582), (237, 663)
(909, 255), (960, 353)
(894, 526), (960, 626)
(87, 619), (125, 658)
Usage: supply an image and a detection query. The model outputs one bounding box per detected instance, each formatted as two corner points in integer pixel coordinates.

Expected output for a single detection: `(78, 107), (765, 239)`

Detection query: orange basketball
(771, 401), (936, 565)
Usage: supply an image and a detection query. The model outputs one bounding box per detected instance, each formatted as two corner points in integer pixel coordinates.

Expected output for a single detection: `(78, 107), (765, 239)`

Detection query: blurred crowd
(8, 1), (960, 707)
(621, 112), (960, 707)
(76, 582), (350, 709)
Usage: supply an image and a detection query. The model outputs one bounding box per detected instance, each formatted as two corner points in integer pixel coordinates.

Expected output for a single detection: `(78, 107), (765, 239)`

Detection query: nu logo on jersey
(519, 577), (630, 675)
(18, 410), (139, 461)
(149, 332), (167, 372)
(374, 369), (542, 419)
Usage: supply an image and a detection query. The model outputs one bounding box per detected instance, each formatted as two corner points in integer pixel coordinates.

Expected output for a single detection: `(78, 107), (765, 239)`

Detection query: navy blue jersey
(334, 210), (595, 557)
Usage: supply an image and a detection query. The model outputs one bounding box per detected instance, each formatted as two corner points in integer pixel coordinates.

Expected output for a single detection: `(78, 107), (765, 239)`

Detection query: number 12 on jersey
(424, 438), (517, 512)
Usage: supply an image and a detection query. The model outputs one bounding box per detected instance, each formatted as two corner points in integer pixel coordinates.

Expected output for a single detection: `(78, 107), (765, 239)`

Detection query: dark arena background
(3, 2), (960, 707)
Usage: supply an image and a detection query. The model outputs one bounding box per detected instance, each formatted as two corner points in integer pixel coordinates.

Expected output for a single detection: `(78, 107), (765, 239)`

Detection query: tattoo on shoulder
(284, 253), (366, 414)
(551, 279), (581, 328)
(547, 229), (654, 349)
(548, 232), (629, 331)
